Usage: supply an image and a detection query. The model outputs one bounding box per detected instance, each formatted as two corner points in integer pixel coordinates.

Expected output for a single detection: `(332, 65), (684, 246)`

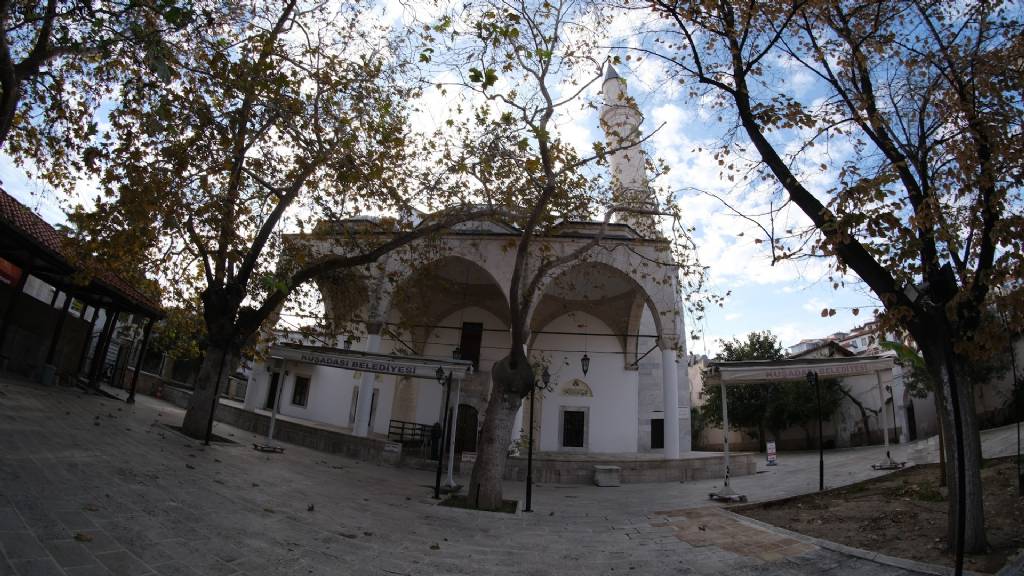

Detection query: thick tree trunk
(180, 345), (237, 438)
(919, 334), (986, 553)
(469, 354), (533, 510)
(840, 387), (874, 446)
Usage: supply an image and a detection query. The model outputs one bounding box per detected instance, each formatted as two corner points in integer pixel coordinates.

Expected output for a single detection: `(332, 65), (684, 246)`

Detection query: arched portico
(525, 259), (685, 458)
(385, 256), (511, 430)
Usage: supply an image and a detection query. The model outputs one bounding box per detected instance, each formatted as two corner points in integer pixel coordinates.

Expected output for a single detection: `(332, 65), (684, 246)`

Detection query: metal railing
(388, 419), (438, 459)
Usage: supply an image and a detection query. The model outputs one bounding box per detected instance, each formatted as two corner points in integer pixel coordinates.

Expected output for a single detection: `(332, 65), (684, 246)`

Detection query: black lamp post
(433, 365), (452, 499)
(807, 370), (824, 492)
(524, 366), (551, 512)
(885, 384), (899, 444)
(1001, 310), (1022, 497)
(992, 291), (1023, 497)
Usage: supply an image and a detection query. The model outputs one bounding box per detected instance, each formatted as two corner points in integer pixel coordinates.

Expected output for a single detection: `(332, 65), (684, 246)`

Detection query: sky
(0, 1), (884, 358)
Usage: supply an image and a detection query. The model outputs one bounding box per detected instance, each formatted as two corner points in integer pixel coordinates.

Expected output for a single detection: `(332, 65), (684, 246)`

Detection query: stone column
(353, 326), (382, 437)
(353, 262), (392, 438)
(661, 339), (680, 459)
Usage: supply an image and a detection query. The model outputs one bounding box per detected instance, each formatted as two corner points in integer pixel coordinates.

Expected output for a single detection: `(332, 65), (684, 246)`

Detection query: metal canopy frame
(702, 355), (899, 501)
(265, 342), (474, 493)
(268, 343), (475, 380)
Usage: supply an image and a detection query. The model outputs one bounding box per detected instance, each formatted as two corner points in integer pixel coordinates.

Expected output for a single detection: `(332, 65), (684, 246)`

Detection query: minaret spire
(599, 62), (659, 237)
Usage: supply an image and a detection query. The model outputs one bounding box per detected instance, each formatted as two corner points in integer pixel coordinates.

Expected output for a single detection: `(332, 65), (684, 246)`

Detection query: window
(651, 418), (664, 449)
(292, 376), (310, 407)
(459, 322), (484, 369)
(562, 409), (586, 448)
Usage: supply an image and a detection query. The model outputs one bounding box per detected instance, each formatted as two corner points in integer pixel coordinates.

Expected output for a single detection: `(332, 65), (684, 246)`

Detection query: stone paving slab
(0, 377), (986, 575)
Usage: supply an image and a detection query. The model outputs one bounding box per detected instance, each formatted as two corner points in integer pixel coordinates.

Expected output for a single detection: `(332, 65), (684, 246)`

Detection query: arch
(527, 260), (664, 351)
(313, 269), (371, 334)
(385, 246), (512, 310)
(385, 256), (510, 359)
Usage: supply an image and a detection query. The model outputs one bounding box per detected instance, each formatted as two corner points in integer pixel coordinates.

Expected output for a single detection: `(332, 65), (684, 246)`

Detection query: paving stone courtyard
(2, 377), (1019, 576)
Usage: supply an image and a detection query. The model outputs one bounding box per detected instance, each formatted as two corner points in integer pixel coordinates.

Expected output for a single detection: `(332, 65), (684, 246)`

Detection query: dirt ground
(737, 456), (1024, 574)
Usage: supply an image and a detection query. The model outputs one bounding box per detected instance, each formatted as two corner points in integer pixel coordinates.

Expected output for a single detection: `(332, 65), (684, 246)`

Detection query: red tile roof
(0, 188), (68, 259)
(0, 188), (163, 317)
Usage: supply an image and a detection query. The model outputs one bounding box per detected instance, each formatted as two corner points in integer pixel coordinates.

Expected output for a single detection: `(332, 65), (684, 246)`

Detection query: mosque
(241, 65), (695, 465)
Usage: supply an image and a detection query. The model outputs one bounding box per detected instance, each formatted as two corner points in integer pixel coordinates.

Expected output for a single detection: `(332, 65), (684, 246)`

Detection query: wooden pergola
(0, 189), (163, 401)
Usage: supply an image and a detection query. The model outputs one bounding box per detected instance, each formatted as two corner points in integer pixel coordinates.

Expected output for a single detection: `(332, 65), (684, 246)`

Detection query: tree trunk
(180, 344), (237, 438)
(839, 386), (873, 446)
(468, 354), (533, 510)
(919, 333), (986, 553)
(0, 76), (21, 152)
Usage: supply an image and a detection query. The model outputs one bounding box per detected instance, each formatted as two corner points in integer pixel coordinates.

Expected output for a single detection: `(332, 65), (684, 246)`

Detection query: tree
(70, 0), (495, 438)
(0, 0), (189, 185)
(638, 0), (1023, 554)
(425, 0), (706, 509)
(700, 331), (842, 450)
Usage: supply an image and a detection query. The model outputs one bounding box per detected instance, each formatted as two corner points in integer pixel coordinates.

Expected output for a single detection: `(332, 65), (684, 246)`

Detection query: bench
(592, 465), (621, 487)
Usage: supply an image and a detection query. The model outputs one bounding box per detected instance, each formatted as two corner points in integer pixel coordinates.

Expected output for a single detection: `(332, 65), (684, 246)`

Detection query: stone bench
(592, 465), (621, 487)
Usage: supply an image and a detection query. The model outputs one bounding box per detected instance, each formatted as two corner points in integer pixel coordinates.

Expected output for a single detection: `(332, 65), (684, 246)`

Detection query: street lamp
(524, 365), (551, 512)
(254, 356), (286, 453)
(444, 347), (465, 492)
(885, 384), (899, 443)
(807, 370), (824, 492)
(433, 365), (451, 499)
(993, 285), (1022, 497)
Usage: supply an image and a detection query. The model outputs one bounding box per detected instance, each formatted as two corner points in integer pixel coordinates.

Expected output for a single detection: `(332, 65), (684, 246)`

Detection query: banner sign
(0, 258), (22, 286)
(714, 357), (894, 383)
(270, 345), (473, 381)
(766, 441), (777, 466)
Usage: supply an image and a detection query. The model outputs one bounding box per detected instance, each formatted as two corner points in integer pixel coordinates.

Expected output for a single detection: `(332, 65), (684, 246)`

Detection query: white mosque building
(242, 65), (694, 463)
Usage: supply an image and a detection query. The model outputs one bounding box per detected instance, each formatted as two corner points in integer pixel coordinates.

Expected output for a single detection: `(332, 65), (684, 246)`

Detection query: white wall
(412, 306), (509, 426)
(532, 312), (638, 453)
(245, 351), (395, 434)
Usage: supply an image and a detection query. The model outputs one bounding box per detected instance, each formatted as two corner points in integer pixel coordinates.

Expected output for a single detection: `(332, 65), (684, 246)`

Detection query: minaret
(599, 64), (659, 237)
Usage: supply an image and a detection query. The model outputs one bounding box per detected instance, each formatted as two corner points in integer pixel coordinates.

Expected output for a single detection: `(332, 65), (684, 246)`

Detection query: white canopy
(269, 344), (475, 380)
(706, 355), (895, 384)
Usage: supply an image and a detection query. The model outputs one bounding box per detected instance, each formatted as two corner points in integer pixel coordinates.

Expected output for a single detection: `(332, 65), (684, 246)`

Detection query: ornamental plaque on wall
(561, 379), (593, 397)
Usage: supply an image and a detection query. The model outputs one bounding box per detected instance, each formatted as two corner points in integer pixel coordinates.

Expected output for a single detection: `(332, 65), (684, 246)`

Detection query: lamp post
(1000, 307), (1022, 497)
(885, 384), (899, 443)
(994, 286), (1022, 497)
(524, 366), (551, 513)
(808, 371), (824, 492)
(266, 357), (285, 446)
(433, 365), (452, 499)
(1012, 340), (1023, 497)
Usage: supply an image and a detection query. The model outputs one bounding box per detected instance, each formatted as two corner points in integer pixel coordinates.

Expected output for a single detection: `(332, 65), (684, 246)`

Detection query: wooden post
(45, 294), (72, 365)
(76, 307), (99, 378)
(88, 310), (118, 388)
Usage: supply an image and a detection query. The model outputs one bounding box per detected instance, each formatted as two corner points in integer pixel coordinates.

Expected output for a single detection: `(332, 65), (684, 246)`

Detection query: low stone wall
(137, 381), (401, 466)
(134, 379), (755, 483)
(504, 452), (757, 484)
(216, 404), (401, 466)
